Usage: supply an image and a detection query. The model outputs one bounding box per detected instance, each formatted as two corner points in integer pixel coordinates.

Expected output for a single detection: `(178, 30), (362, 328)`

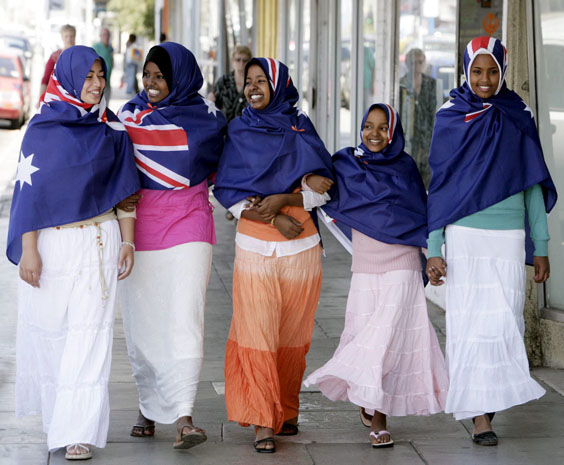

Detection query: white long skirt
(444, 225), (545, 420)
(16, 220), (121, 451)
(119, 242), (212, 424)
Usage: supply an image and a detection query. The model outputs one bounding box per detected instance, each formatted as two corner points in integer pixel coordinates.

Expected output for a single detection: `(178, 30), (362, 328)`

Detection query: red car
(0, 52), (30, 129)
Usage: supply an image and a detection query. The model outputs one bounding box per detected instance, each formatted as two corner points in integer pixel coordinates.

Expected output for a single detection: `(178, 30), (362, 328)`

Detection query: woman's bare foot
(369, 411), (393, 447)
(255, 426), (275, 452)
(131, 410), (155, 437)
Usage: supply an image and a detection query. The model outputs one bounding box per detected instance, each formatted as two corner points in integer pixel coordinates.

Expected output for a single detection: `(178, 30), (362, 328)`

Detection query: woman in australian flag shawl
(214, 58), (333, 453)
(426, 37), (557, 446)
(117, 42), (227, 450)
(7, 46), (140, 460)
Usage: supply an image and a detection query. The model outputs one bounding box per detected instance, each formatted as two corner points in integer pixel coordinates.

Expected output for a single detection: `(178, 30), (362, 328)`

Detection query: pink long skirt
(304, 270), (449, 416)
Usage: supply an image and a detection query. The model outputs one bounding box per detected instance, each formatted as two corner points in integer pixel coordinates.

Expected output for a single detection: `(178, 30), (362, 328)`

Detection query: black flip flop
(254, 437), (276, 453)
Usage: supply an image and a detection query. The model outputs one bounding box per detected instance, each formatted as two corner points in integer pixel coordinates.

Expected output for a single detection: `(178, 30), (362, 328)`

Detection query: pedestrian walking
(213, 57), (334, 453)
(123, 34), (142, 96)
(425, 36), (557, 446)
(304, 103), (449, 448)
(117, 42), (227, 451)
(39, 24), (76, 98)
(93, 28), (114, 104)
(208, 45), (252, 123)
(8, 45), (140, 460)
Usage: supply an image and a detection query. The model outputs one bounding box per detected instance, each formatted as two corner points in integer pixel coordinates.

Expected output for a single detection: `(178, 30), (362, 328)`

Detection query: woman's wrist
(121, 240), (135, 251)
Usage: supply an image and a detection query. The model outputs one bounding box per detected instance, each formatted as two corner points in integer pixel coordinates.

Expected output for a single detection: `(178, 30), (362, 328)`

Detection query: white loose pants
(15, 220), (121, 450)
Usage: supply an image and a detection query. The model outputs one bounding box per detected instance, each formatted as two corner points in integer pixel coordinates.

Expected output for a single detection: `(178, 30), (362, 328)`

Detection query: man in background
(40, 24), (76, 97)
(93, 28), (114, 103)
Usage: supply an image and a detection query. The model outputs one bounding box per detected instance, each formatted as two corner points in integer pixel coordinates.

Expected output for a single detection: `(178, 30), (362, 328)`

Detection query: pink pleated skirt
(304, 269), (449, 416)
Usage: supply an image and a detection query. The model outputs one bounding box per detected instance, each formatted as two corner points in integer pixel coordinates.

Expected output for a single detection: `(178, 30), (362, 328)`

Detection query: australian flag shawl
(213, 57), (333, 225)
(321, 103), (428, 250)
(7, 46), (140, 265)
(118, 42), (227, 190)
(427, 36), (557, 238)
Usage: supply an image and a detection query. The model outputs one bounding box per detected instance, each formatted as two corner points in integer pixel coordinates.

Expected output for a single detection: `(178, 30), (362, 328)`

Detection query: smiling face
(80, 59), (105, 104)
(143, 61), (170, 103)
(469, 53), (500, 99)
(362, 108), (390, 152)
(244, 64), (271, 110)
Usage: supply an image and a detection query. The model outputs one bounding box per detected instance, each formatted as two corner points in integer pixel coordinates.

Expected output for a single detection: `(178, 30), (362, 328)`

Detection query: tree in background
(107, 0), (155, 38)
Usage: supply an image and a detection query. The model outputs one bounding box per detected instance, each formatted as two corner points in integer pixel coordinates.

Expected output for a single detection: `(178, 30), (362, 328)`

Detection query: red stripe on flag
(123, 108), (154, 125)
(128, 126), (188, 147)
(135, 157), (189, 188)
(472, 36), (491, 54)
(268, 58), (277, 92)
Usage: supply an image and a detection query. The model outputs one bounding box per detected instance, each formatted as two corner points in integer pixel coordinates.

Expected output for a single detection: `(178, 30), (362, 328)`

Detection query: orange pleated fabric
(225, 243), (322, 433)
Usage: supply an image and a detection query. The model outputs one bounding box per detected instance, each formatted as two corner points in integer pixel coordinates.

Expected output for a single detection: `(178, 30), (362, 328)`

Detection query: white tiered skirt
(444, 225), (545, 420)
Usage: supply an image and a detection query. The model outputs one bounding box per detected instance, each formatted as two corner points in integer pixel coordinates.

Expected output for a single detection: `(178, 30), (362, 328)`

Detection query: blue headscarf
(322, 103), (428, 248)
(427, 36), (557, 234)
(7, 46), (140, 264)
(119, 42), (227, 189)
(213, 58), (333, 209)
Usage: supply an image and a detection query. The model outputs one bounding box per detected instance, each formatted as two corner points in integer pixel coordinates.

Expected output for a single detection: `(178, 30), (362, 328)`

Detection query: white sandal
(370, 430), (394, 448)
(65, 443), (92, 460)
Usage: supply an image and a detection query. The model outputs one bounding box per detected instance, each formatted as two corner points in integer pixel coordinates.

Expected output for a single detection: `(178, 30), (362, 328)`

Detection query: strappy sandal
(276, 422), (299, 436)
(173, 421), (207, 450)
(370, 430), (394, 448)
(360, 407), (373, 428)
(254, 437), (276, 453)
(130, 423), (155, 437)
(65, 443), (92, 460)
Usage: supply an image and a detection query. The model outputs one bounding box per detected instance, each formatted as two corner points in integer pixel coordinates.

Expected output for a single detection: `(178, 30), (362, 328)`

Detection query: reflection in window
(398, 0), (456, 188)
(534, 0), (564, 310)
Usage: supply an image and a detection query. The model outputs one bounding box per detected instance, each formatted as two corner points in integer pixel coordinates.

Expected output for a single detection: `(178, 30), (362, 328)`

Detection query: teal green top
(427, 184), (549, 258)
(92, 42), (114, 80)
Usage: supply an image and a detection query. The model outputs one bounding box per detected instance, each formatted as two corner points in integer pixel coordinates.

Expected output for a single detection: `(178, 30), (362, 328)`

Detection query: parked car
(0, 52), (31, 129)
(0, 33), (33, 78)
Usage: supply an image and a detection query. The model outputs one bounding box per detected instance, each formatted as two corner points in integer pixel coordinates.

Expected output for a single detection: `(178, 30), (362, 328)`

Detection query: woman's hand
(118, 243), (134, 280)
(19, 247), (43, 288)
(533, 256), (550, 283)
(273, 214), (303, 239)
(116, 193), (142, 212)
(305, 174), (334, 194)
(245, 195), (262, 209)
(426, 257), (447, 286)
(255, 194), (289, 222)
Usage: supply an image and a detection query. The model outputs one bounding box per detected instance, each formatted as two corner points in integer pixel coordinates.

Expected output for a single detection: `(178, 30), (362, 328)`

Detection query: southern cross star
(15, 151), (40, 191)
(202, 97), (219, 117)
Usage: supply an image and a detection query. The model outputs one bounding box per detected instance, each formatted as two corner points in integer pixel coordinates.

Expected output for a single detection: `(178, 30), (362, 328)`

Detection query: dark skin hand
(272, 214), (304, 239)
(254, 193), (304, 222)
(305, 174), (333, 194)
(533, 256), (550, 283)
(426, 256), (447, 286)
(116, 193), (142, 212)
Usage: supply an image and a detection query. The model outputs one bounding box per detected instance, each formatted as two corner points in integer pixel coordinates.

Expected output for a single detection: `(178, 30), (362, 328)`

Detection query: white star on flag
(523, 103), (534, 118)
(202, 97), (219, 117)
(15, 151), (40, 191)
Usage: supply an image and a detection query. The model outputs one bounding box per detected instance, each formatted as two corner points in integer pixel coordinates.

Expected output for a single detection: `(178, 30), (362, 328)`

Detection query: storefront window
(534, 0), (564, 310)
(397, 0), (456, 188)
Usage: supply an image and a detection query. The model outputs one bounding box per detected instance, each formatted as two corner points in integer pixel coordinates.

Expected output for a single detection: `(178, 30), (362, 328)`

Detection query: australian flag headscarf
(7, 46), (140, 265)
(427, 36), (557, 234)
(119, 42), (227, 189)
(214, 58), (333, 209)
(322, 103), (427, 248)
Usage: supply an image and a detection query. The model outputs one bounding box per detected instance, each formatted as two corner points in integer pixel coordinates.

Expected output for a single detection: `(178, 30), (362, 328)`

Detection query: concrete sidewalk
(2, 200), (564, 465)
